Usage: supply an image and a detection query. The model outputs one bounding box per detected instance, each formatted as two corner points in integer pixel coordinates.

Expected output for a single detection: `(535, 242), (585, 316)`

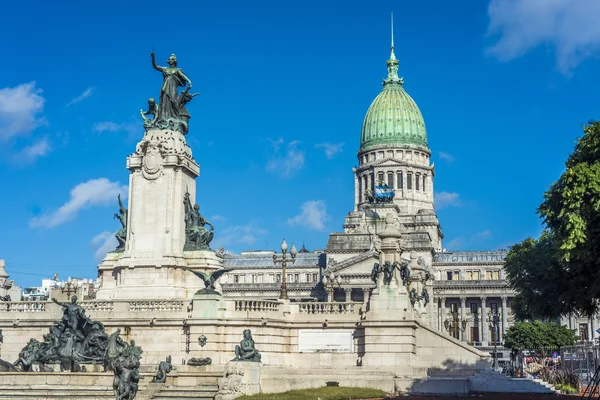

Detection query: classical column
(353, 168), (359, 211)
(481, 296), (488, 346)
(344, 288), (353, 302)
(460, 296), (467, 342)
(362, 288), (371, 304)
(569, 312), (575, 330)
(440, 297), (446, 331)
(501, 296), (508, 337)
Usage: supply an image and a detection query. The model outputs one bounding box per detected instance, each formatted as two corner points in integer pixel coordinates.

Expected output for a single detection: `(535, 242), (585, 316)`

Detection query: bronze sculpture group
(183, 191), (214, 251)
(370, 260), (411, 286)
(13, 296), (107, 372)
(140, 52), (198, 135)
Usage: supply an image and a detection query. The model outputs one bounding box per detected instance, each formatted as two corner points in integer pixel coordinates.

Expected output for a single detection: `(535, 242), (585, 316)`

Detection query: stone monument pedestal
(191, 293), (225, 319)
(215, 362), (262, 400)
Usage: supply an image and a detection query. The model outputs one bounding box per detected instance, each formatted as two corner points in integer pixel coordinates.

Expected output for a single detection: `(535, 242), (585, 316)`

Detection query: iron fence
(560, 343), (600, 386)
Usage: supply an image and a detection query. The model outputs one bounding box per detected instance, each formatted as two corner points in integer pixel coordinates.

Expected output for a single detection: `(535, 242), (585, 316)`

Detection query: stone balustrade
(0, 301), (46, 312)
(128, 300), (185, 312)
(298, 302), (361, 314)
(80, 301), (114, 313)
(234, 300), (280, 313)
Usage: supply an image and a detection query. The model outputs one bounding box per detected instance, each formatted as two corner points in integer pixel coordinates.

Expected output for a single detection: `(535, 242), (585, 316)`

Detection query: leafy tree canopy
(504, 321), (577, 357)
(505, 121), (600, 318)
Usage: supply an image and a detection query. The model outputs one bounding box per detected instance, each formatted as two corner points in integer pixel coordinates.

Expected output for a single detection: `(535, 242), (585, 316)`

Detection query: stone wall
(0, 297), (490, 378)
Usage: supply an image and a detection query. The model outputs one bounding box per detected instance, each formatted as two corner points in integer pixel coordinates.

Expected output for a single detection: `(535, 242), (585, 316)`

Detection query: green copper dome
(360, 48), (428, 151)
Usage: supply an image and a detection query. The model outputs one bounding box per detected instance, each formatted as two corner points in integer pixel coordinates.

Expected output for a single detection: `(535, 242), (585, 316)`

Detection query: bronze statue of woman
(151, 52), (192, 121)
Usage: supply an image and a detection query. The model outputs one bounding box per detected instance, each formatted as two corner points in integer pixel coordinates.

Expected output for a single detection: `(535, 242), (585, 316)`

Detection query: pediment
(325, 251), (379, 275)
(370, 158), (406, 168)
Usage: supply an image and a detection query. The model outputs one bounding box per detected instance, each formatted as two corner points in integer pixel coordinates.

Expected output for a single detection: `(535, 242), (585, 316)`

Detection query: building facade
(219, 40), (521, 363)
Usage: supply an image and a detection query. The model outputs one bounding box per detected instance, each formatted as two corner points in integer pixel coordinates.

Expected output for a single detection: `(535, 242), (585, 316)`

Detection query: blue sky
(1, 0), (600, 288)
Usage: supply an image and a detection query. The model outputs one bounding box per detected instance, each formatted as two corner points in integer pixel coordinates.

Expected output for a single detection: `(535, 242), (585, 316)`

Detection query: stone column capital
(460, 296), (467, 304)
(501, 295), (508, 303)
(480, 296), (487, 303)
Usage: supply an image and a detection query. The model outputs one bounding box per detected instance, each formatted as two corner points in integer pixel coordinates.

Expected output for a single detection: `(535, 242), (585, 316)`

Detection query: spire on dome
(390, 12), (397, 61)
(384, 12), (404, 86)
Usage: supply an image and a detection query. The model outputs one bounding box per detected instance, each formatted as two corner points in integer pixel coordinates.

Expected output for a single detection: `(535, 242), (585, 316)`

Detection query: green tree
(504, 233), (571, 320)
(504, 321), (577, 359)
(504, 121), (600, 319)
(538, 121), (600, 316)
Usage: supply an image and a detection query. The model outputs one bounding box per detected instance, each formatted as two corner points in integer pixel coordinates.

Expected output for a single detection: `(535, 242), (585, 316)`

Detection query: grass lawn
(236, 386), (387, 400)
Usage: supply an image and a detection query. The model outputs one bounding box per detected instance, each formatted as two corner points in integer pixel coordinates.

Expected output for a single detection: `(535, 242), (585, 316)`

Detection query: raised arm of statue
(51, 298), (66, 308)
(151, 52), (164, 72)
(183, 193), (192, 214)
(118, 194), (125, 211)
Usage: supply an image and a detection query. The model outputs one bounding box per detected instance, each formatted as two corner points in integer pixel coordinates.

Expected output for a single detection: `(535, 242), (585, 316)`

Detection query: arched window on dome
(423, 175), (427, 192)
(363, 176), (368, 201)
(387, 172), (394, 188)
(407, 172), (413, 190)
(416, 173), (421, 191)
(397, 171), (403, 191)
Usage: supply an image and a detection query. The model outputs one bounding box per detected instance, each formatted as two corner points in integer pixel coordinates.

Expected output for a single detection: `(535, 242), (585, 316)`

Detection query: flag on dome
(375, 184), (395, 200)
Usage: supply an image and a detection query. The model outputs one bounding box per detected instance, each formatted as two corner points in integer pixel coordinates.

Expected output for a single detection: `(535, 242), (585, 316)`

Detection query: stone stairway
(0, 368), (221, 400)
(0, 384), (115, 399)
(469, 370), (560, 394)
(150, 385), (218, 399)
(148, 371), (221, 400)
(0, 372), (125, 399)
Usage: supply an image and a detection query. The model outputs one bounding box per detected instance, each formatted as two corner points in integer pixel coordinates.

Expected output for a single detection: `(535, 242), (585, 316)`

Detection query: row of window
(360, 149), (429, 165)
(446, 270), (501, 281)
(231, 273), (319, 284)
(448, 326), (501, 344)
(448, 301), (504, 314)
(359, 171), (427, 201)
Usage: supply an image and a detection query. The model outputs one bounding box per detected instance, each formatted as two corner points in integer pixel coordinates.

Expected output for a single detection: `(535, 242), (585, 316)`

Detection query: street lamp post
(444, 307), (467, 340)
(273, 239), (297, 300)
(488, 306), (502, 370)
(59, 277), (79, 297)
(322, 273), (343, 302)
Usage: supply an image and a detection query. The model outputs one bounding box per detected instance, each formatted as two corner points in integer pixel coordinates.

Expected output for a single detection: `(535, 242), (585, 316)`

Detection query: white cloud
(93, 121), (138, 137)
(486, 0), (600, 74)
(444, 230), (492, 250)
(90, 231), (117, 261)
(266, 139), (305, 178)
(0, 82), (46, 140)
(30, 178), (128, 228)
(444, 237), (465, 250)
(212, 223), (268, 249)
(471, 229), (493, 242)
(315, 142), (344, 159)
(211, 215), (226, 222)
(67, 87), (94, 107)
(438, 151), (454, 162)
(435, 192), (462, 210)
(287, 200), (331, 231)
(17, 138), (52, 163)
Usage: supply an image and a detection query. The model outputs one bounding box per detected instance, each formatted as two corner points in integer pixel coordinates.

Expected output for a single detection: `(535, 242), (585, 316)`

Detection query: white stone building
(218, 41), (521, 364)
